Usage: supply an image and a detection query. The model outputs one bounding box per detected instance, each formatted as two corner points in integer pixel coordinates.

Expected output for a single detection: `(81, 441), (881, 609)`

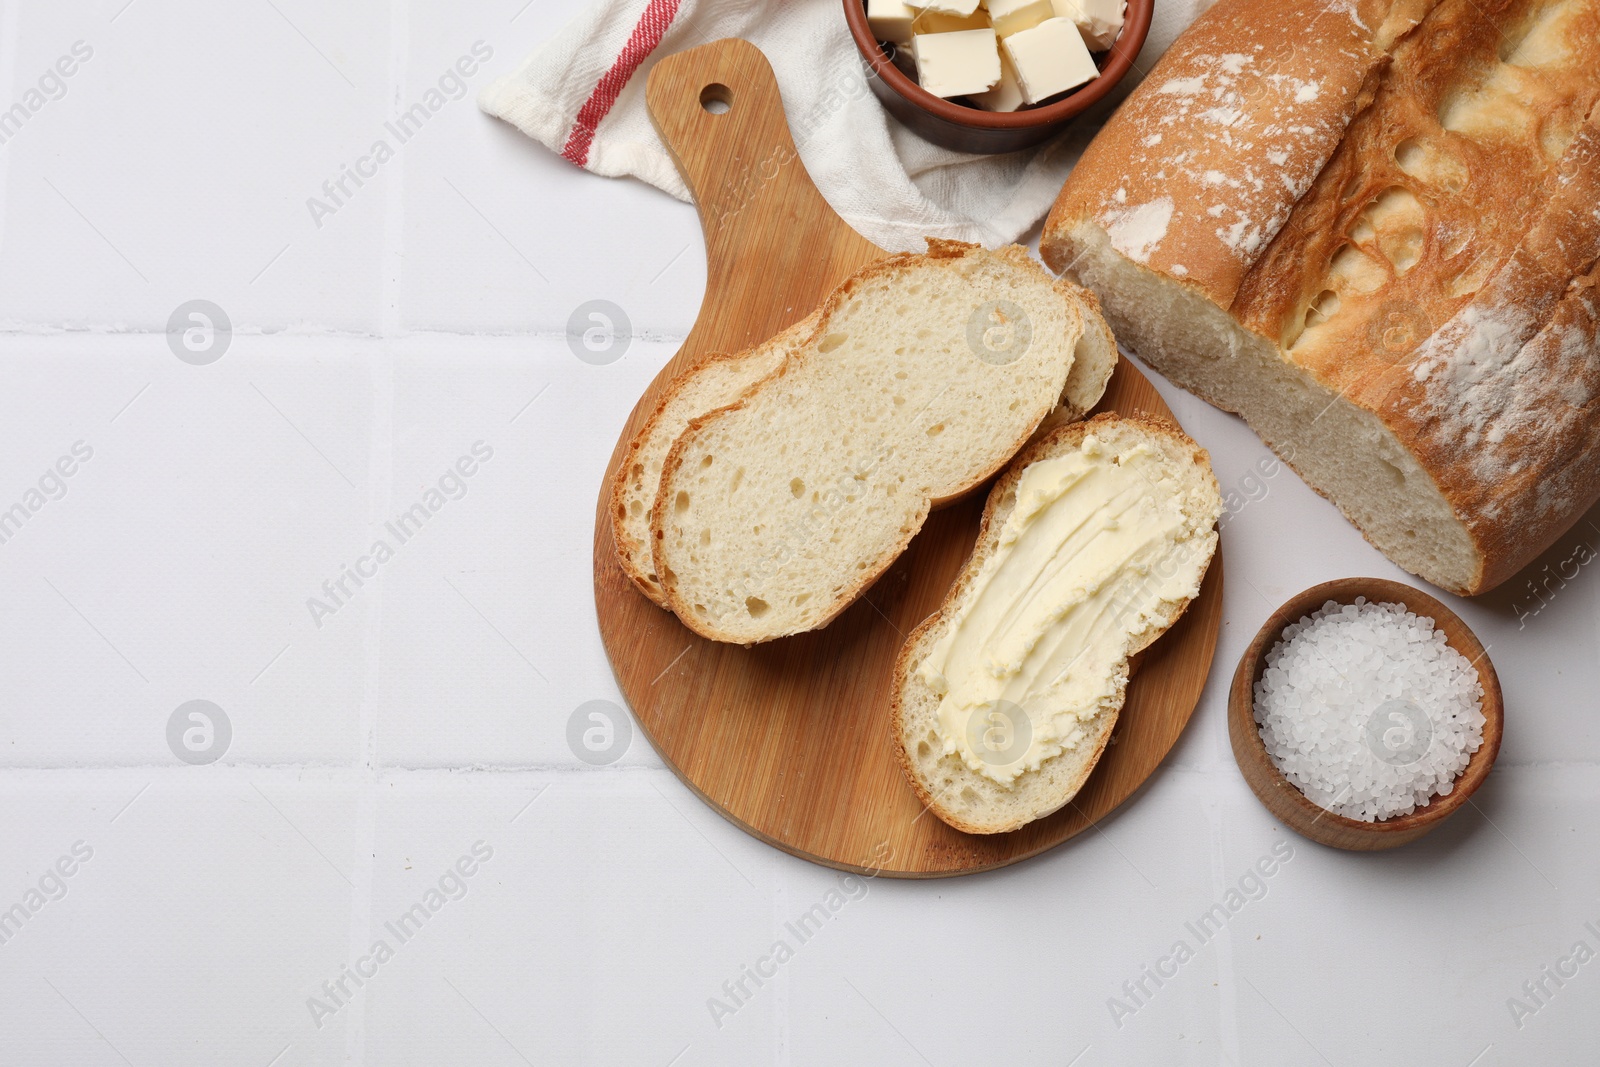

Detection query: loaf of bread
(1041, 0), (1600, 595)
(651, 240), (1113, 643)
(893, 414), (1221, 834)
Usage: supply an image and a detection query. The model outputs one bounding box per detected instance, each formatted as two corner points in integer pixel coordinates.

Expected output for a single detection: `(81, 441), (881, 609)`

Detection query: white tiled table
(1, 1), (1596, 1064)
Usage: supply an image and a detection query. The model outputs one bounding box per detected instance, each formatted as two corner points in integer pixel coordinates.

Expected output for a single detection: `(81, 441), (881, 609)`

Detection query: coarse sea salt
(1253, 598), (1485, 822)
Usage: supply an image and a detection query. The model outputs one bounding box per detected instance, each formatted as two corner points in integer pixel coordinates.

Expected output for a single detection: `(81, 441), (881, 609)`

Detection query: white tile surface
(0, 774), (358, 1066)
(362, 773), (777, 1065)
(1, 1), (1598, 1063)
(1, 1), (395, 332)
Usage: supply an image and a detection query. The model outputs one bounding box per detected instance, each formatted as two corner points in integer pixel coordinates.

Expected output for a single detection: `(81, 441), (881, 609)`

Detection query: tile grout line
(0, 762), (673, 777)
(0, 756), (1594, 778)
(336, 3), (410, 1053)
(0, 326), (697, 344)
(339, 329), (400, 1067)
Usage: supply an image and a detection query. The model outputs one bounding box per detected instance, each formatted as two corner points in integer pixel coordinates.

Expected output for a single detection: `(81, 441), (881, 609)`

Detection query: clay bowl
(842, 0), (1153, 154)
(1228, 577), (1504, 851)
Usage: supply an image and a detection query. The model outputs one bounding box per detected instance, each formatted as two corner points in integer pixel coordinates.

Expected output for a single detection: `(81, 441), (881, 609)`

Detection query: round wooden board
(590, 38), (1223, 877)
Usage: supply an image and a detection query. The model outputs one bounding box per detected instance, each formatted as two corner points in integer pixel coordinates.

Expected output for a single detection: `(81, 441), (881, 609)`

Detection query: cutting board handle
(645, 38), (881, 309)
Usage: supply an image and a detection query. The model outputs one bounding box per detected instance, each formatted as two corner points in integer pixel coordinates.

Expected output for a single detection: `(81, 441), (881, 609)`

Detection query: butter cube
(983, 0), (1054, 37)
(1002, 17), (1099, 103)
(908, 0), (983, 17)
(1050, 0), (1125, 49)
(868, 0), (918, 45)
(911, 7), (990, 33)
(912, 29), (1002, 98)
(970, 52), (1027, 111)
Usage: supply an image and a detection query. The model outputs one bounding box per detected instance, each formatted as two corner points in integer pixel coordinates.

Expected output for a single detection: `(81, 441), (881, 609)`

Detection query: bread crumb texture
(653, 241), (1089, 643)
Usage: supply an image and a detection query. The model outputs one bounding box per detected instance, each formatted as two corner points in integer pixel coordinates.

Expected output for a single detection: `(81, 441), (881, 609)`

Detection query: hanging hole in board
(700, 83), (733, 114)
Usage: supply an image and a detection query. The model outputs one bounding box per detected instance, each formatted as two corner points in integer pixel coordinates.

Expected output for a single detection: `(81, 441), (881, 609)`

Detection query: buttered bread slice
(652, 239), (1103, 643)
(893, 414), (1221, 834)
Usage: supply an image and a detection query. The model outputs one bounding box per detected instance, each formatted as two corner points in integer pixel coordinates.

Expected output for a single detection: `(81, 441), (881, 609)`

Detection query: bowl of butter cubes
(843, 0), (1150, 152)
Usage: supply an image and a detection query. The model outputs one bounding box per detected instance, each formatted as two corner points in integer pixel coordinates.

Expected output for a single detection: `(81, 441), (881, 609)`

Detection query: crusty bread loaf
(611, 281), (1117, 607)
(893, 414), (1221, 834)
(651, 239), (1102, 643)
(1041, 0), (1600, 596)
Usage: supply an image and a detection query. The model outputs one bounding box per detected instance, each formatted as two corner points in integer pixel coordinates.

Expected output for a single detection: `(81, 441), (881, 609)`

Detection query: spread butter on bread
(894, 414), (1221, 834)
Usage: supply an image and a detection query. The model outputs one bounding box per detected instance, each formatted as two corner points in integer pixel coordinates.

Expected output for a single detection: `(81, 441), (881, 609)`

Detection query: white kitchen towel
(479, 0), (1209, 251)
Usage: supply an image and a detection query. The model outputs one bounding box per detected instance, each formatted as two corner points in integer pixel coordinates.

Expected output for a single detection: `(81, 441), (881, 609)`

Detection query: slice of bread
(611, 272), (1118, 607)
(651, 239), (1099, 643)
(610, 314), (812, 604)
(893, 414), (1221, 834)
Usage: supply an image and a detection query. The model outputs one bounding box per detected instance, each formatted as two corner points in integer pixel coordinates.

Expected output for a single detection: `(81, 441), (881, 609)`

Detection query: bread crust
(1041, 0), (1600, 595)
(891, 412), (1221, 834)
(649, 240), (1088, 644)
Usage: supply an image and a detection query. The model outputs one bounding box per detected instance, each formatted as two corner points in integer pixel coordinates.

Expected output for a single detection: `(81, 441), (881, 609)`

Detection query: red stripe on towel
(560, 0), (684, 167)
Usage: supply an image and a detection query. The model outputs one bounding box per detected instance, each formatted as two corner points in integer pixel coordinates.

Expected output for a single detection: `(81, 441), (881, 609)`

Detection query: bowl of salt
(1228, 577), (1504, 851)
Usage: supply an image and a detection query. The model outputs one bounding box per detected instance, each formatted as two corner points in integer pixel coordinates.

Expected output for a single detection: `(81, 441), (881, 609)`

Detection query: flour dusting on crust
(1105, 198), (1174, 263)
(1083, 1), (1373, 286)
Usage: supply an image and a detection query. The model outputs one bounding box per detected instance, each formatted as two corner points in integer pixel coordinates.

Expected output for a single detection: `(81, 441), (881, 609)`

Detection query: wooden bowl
(842, 0), (1153, 154)
(1228, 577), (1503, 851)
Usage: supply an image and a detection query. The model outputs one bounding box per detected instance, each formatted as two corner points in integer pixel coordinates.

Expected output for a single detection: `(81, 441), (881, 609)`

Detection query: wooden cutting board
(590, 38), (1223, 877)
